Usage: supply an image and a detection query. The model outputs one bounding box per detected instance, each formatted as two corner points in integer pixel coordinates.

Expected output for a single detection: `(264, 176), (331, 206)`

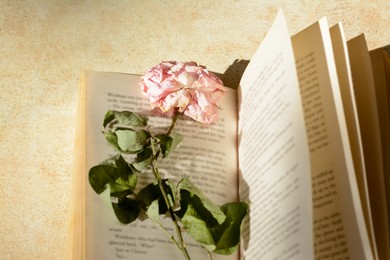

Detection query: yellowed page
(291, 18), (373, 259)
(329, 24), (378, 259)
(238, 10), (313, 260)
(348, 35), (390, 259)
(82, 71), (239, 260)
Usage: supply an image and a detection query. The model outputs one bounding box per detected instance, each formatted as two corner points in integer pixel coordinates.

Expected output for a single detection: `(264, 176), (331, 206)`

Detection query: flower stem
(153, 166), (191, 260)
(167, 110), (180, 136)
(157, 222), (182, 249)
(150, 132), (191, 260)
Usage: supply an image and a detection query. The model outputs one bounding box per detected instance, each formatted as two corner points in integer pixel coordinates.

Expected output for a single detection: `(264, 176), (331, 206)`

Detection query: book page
(292, 19), (373, 259)
(370, 47), (390, 234)
(381, 46), (390, 225)
(329, 24), (378, 259)
(238, 11), (313, 260)
(82, 71), (239, 260)
(348, 36), (390, 259)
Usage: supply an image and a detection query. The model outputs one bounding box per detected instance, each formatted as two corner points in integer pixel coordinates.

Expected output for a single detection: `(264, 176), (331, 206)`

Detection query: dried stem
(149, 113), (191, 260)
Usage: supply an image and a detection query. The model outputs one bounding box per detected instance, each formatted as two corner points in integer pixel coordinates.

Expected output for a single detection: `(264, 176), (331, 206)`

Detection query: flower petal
(140, 61), (227, 124)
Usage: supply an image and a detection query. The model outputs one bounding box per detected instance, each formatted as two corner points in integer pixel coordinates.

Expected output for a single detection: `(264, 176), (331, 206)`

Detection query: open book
(68, 10), (390, 260)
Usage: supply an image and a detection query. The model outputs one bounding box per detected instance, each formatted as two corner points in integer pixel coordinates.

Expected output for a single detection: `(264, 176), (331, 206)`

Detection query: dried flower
(140, 61), (227, 124)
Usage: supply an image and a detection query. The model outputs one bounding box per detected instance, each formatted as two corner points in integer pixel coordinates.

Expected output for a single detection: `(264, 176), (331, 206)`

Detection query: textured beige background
(1, 0), (389, 259)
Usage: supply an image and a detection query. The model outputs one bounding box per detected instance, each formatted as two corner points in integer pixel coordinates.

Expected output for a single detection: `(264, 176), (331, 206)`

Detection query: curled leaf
(137, 181), (173, 215)
(104, 110), (148, 128)
(176, 178), (249, 255)
(112, 197), (141, 224)
(180, 201), (217, 252)
(146, 200), (161, 224)
(211, 202), (249, 255)
(132, 147), (153, 171)
(115, 129), (150, 154)
(177, 178), (226, 224)
(88, 154), (136, 195)
(156, 132), (183, 158)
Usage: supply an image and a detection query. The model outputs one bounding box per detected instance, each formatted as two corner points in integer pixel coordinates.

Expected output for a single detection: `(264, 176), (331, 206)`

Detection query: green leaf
(177, 178), (226, 225)
(109, 174), (138, 198)
(132, 147), (153, 171)
(137, 181), (174, 214)
(165, 179), (177, 210)
(179, 192), (248, 255)
(176, 179), (249, 255)
(116, 173), (138, 190)
(180, 201), (217, 252)
(146, 200), (161, 224)
(88, 154), (134, 194)
(104, 110), (148, 128)
(112, 197), (141, 224)
(104, 131), (121, 151)
(211, 202), (249, 255)
(115, 129), (150, 153)
(156, 132), (183, 158)
(155, 134), (173, 158)
(137, 182), (161, 207)
(170, 131), (183, 151)
(109, 182), (133, 197)
(99, 187), (113, 210)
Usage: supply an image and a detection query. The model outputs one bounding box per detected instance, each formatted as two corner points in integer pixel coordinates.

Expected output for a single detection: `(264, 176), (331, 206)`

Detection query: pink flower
(140, 61), (227, 124)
